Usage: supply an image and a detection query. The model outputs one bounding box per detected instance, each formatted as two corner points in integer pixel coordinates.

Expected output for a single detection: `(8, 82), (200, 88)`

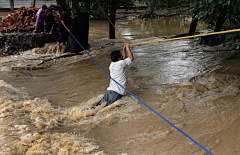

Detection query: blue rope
(69, 32), (214, 155)
(0, 33), (43, 50)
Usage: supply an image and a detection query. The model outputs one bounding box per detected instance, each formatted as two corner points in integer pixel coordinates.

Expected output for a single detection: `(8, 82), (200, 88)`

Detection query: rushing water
(0, 16), (240, 155)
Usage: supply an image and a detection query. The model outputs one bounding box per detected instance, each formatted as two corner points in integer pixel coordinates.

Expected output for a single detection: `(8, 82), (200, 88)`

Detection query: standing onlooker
(45, 8), (54, 34)
(34, 4), (59, 33)
(57, 7), (70, 48)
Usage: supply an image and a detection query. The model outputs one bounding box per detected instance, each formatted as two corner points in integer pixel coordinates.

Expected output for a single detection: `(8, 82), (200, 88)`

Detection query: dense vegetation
(138, 0), (240, 54)
(189, 0), (240, 54)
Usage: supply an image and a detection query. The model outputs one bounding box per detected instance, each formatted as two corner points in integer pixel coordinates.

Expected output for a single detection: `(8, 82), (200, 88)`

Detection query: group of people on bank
(34, 4), (70, 49)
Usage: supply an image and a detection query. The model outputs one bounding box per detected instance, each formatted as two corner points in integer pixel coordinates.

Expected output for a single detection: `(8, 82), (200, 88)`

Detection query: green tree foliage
(141, 0), (192, 10)
(65, 0), (136, 13)
(66, 0), (89, 18)
(90, 0), (136, 15)
(189, 0), (240, 52)
(165, 0), (193, 8)
(142, 0), (161, 11)
(139, 0), (192, 18)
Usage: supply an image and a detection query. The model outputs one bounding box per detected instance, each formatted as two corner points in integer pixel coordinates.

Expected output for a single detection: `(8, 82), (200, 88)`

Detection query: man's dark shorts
(97, 90), (122, 106)
(58, 29), (68, 44)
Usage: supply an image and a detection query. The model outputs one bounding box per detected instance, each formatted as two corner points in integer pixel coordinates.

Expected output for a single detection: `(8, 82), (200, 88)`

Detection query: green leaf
(227, 0), (231, 6)
(236, 19), (240, 24)
(236, 42), (240, 50)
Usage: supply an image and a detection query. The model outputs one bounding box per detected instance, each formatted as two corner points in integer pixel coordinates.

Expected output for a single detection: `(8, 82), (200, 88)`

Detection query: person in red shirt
(57, 7), (70, 50)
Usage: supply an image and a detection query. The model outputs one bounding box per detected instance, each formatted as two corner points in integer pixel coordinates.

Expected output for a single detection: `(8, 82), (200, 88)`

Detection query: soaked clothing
(35, 4), (58, 31)
(45, 12), (54, 34)
(58, 14), (69, 30)
(97, 90), (122, 106)
(94, 57), (132, 108)
(39, 20), (45, 32)
(58, 29), (68, 43)
(107, 57), (132, 95)
(58, 14), (70, 43)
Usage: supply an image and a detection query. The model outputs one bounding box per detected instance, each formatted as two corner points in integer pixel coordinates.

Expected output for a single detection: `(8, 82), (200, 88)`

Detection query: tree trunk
(9, 0), (14, 13)
(150, 0), (156, 14)
(31, 0), (36, 7)
(99, 9), (107, 20)
(188, 1), (200, 36)
(212, 9), (227, 45)
(66, 0), (90, 53)
(188, 12), (198, 36)
(109, 0), (116, 39)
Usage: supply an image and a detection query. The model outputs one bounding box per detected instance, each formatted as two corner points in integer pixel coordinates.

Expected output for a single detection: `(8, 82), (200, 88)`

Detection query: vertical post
(9, 0), (14, 13)
(212, 9), (227, 45)
(150, 0), (156, 14)
(109, 0), (116, 39)
(188, 12), (199, 36)
(31, 0), (36, 7)
(188, 1), (199, 36)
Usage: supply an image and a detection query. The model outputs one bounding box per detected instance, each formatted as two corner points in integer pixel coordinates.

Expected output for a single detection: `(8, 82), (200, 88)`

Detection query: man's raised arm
(126, 43), (134, 61)
(122, 43), (126, 59)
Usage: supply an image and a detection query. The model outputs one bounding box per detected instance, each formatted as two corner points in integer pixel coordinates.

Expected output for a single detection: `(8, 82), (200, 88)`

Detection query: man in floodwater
(93, 42), (134, 108)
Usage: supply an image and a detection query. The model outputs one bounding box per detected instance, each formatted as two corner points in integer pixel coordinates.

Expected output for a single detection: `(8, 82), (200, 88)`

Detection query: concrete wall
(0, 33), (58, 52)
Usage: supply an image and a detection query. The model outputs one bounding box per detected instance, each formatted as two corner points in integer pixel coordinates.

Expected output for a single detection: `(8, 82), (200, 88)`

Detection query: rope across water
(69, 32), (214, 155)
(130, 29), (240, 46)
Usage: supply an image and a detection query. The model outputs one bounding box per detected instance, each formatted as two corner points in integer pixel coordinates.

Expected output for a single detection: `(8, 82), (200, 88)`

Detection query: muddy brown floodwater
(0, 16), (240, 155)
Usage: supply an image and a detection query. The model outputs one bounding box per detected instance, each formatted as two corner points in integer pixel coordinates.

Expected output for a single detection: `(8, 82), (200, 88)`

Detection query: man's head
(42, 5), (47, 12)
(49, 8), (54, 13)
(61, 7), (67, 15)
(111, 50), (123, 62)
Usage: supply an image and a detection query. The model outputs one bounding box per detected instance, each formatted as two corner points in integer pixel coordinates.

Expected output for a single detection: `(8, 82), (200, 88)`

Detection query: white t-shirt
(107, 57), (132, 95)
